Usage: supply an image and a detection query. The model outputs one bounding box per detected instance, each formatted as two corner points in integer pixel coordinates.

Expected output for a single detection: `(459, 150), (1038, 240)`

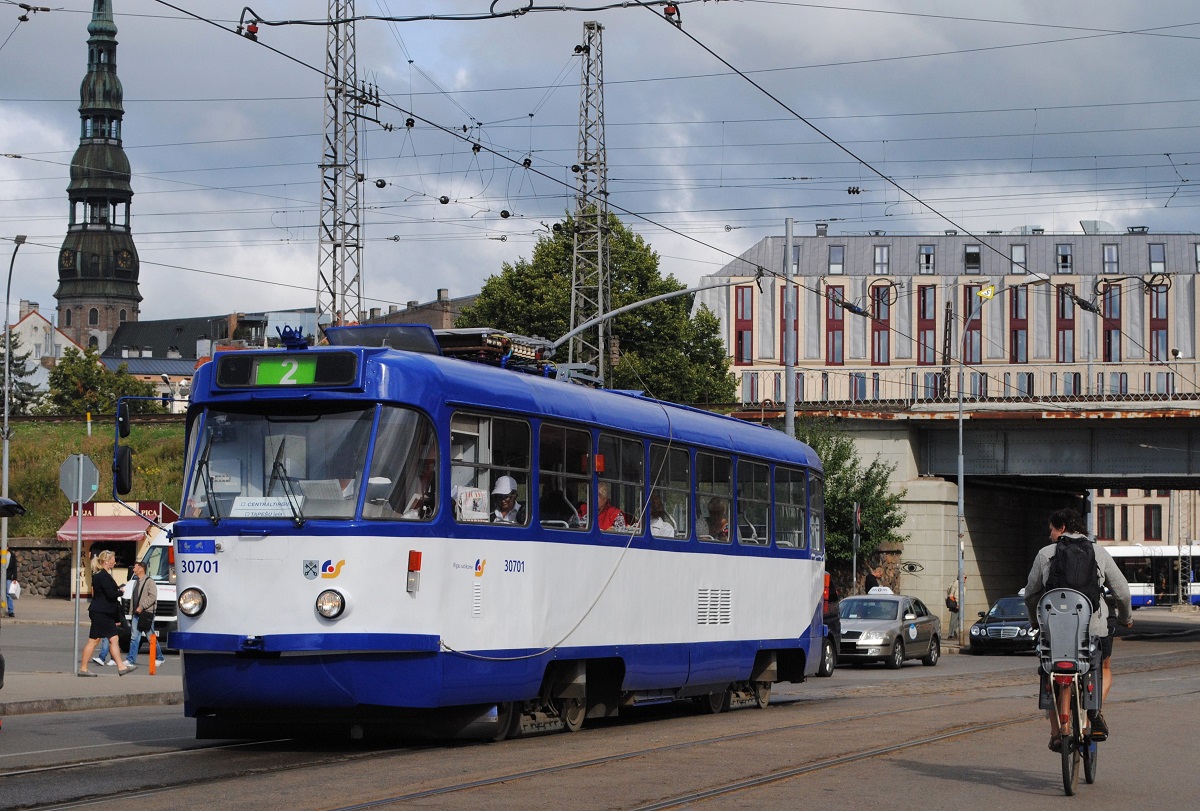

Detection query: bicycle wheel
(1083, 728), (1099, 785)
(1061, 681), (1081, 796)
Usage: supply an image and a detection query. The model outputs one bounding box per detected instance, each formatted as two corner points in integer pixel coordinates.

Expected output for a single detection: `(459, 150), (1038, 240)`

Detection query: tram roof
(192, 346), (820, 471)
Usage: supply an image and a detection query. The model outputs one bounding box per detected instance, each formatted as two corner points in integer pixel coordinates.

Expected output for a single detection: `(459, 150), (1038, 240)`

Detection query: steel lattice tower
(568, 21), (610, 381)
(316, 0), (365, 332)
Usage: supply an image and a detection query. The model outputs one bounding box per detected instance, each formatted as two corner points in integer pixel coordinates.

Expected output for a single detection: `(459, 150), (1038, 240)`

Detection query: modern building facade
(694, 221), (1198, 408)
(55, 0), (142, 352)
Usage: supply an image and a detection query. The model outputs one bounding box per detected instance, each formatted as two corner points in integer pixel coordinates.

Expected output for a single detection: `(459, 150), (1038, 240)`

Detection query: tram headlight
(178, 587), (207, 617)
(316, 589), (346, 619)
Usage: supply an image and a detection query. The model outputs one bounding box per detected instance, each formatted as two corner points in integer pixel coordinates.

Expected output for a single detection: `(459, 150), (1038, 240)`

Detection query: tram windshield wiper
(196, 432), (221, 525)
(266, 435), (305, 526)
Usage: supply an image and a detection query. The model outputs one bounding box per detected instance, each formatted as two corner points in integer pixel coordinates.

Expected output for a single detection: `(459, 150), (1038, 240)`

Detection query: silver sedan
(836, 591), (941, 668)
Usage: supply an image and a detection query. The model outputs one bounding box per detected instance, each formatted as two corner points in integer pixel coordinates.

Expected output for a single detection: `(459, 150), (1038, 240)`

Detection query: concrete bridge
(735, 397), (1200, 629)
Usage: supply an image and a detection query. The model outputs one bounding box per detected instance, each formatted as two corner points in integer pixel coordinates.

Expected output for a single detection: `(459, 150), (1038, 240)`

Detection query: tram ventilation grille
(473, 583), (482, 617)
(697, 589), (732, 625)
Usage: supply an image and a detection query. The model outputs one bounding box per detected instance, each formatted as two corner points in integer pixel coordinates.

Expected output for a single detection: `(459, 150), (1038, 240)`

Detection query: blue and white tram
(1104, 544), (1199, 608)
(159, 327), (827, 739)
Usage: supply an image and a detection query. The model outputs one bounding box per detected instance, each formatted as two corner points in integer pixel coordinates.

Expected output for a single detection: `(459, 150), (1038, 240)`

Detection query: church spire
(55, 0), (142, 352)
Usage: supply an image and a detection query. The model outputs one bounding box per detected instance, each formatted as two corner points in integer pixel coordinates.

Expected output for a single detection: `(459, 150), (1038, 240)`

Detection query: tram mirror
(115, 445), (134, 495)
(117, 401), (131, 438)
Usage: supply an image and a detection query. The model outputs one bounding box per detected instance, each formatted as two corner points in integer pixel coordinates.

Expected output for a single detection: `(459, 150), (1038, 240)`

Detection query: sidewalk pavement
(0, 595), (183, 718)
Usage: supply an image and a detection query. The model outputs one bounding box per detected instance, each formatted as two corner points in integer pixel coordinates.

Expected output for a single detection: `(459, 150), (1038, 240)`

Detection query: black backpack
(1045, 535), (1103, 610)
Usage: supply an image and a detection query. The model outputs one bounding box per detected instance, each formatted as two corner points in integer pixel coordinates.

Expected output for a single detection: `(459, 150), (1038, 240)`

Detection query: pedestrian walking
(78, 550), (136, 677)
(126, 561), (163, 666)
(946, 576), (965, 639)
(4, 549), (17, 617)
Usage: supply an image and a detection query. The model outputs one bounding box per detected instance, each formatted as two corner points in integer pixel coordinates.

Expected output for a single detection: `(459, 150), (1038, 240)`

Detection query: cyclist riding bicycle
(1025, 507), (1133, 752)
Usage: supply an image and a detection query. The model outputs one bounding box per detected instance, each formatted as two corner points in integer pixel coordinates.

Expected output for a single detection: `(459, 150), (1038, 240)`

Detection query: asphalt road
(2, 608), (1198, 810)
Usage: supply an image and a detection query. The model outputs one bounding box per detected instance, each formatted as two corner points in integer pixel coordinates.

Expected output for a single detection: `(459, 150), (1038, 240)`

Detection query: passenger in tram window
(491, 476), (527, 525)
(595, 481), (628, 531)
(648, 492), (676, 538)
(699, 497), (729, 541)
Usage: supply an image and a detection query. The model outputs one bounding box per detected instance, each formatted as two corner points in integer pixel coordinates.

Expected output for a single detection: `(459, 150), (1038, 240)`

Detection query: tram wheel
(489, 701), (519, 742)
(557, 697), (586, 733)
(699, 689), (731, 715)
(752, 681), (772, 708)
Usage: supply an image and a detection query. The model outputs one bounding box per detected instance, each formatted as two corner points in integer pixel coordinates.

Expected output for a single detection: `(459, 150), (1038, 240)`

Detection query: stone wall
(6, 539), (74, 598)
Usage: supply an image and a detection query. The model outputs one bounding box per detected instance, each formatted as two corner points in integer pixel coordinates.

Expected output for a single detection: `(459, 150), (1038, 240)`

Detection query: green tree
(0, 331), (42, 415)
(456, 212), (736, 404)
(795, 417), (908, 568)
(40, 345), (160, 416)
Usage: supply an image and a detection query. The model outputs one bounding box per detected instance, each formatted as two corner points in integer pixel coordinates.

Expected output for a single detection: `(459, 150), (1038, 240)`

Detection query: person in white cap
(491, 476), (526, 524)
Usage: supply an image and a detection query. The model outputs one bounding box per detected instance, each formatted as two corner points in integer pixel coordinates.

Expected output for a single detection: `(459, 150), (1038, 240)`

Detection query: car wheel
(922, 635), (940, 666)
(816, 636), (836, 677)
(886, 639), (904, 669)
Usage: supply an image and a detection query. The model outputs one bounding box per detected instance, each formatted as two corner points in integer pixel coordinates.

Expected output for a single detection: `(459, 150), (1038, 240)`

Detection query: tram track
(10, 647), (1200, 810)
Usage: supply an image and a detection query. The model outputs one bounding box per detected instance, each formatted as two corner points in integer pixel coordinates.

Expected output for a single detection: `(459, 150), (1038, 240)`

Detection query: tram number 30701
(180, 559), (219, 574)
(504, 559), (525, 573)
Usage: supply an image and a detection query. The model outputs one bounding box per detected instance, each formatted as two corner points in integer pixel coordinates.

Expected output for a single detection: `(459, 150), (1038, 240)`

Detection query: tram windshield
(183, 404), (436, 523)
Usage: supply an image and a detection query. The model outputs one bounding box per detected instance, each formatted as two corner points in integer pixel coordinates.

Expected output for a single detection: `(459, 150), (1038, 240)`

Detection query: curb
(0, 691), (184, 717)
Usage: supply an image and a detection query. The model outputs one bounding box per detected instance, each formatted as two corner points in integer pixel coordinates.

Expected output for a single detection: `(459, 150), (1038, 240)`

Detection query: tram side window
(449, 412), (531, 525)
(364, 407), (439, 521)
(597, 433), (643, 534)
(696, 452), (734, 543)
(737, 460), (770, 546)
(539, 423), (592, 530)
(648, 444), (690, 540)
(774, 466), (806, 549)
(808, 475), (826, 554)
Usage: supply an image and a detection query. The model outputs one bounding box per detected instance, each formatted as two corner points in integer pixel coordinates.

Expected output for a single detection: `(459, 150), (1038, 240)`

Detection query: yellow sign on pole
(978, 284), (996, 300)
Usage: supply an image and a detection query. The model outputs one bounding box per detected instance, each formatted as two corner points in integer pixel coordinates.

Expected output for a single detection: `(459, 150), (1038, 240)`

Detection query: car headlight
(316, 589), (345, 619)
(859, 631), (886, 644)
(970, 626), (980, 636)
(178, 587), (207, 617)
(1018, 627), (1028, 636)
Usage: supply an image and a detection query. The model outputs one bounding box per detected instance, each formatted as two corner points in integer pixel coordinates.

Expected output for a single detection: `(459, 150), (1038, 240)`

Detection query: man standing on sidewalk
(127, 561), (164, 666)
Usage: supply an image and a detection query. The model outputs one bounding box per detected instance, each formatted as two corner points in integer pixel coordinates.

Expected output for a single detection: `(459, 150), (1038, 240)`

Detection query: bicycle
(1036, 587), (1103, 796)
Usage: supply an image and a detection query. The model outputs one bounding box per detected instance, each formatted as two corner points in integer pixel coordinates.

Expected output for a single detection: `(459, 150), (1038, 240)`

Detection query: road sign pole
(72, 454), (83, 672)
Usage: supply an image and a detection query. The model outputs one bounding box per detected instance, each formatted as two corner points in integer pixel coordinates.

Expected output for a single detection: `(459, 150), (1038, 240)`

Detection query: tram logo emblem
(303, 560), (320, 580)
(474, 559), (486, 578)
(321, 559), (346, 579)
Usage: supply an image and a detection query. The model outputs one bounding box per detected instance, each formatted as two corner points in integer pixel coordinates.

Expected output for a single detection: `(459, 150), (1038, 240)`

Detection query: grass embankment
(5, 419), (185, 539)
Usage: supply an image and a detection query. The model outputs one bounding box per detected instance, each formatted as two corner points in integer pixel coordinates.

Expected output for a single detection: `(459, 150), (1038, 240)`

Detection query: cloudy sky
(2, 1), (1199, 325)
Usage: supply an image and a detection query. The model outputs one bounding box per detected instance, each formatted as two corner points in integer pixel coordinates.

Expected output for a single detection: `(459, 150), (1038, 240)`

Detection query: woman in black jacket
(78, 550), (136, 676)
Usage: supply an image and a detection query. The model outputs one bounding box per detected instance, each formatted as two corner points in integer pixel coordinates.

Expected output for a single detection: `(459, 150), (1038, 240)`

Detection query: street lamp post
(955, 271), (1049, 636)
(3, 235), (28, 581)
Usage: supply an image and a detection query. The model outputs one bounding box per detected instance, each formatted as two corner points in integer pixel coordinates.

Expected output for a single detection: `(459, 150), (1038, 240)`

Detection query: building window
(1150, 283), (1168, 362)
(828, 245), (845, 275)
(778, 286), (798, 365)
(1120, 505), (1129, 541)
(1056, 244), (1073, 273)
(64, 309), (72, 327)
(870, 285), (890, 365)
(1056, 285), (1075, 363)
(1010, 244), (1027, 274)
(964, 245), (981, 272)
(119, 309), (127, 322)
(88, 308), (99, 327)
(1103, 243), (1119, 275)
(1010, 286), (1027, 363)
(963, 285), (982, 365)
(826, 287), (844, 366)
(873, 245), (890, 275)
(1195, 244), (1200, 273)
(1149, 243), (1166, 275)
(1144, 504), (1162, 541)
(917, 285), (937, 365)
(741, 372), (758, 403)
(918, 245), (935, 275)
(1102, 285), (1121, 362)
(734, 285), (753, 365)
(1096, 505), (1115, 540)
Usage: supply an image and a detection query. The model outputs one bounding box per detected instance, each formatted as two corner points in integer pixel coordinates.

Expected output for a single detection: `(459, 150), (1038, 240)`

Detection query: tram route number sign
(59, 454), (99, 504)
